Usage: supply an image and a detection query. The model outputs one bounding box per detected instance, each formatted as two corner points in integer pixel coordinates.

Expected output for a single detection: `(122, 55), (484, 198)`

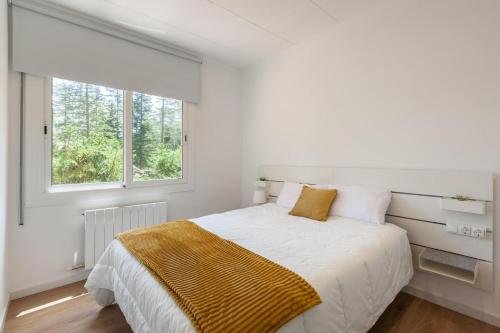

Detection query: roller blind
(10, 0), (202, 103)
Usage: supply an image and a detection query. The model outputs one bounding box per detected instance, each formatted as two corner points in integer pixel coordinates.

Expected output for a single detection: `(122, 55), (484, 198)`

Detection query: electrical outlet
(471, 226), (486, 238)
(453, 224), (486, 238)
(457, 224), (472, 236)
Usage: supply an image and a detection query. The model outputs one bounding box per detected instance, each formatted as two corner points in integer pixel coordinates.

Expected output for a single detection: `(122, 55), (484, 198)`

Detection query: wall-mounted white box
(410, 244), (493, 291)
(440, 198), (485, 215)
(418, 248), (479, 284)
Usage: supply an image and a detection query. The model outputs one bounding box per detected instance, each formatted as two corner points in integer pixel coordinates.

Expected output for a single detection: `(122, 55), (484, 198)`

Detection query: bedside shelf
(255, 180), (267, 188)
(418, 248), (478, 284)
(440, 198), (485, 215)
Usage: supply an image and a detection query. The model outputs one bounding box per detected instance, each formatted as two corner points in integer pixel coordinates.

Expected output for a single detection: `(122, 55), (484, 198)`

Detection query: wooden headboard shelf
(258, 165), (494, 291)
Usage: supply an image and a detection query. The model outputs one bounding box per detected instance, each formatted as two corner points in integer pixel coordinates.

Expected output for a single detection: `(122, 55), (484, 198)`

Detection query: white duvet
(85, 203), (413, 333)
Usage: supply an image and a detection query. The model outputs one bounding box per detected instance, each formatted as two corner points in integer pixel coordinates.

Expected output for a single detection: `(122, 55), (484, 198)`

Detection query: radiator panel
(84, 202), (167, 270)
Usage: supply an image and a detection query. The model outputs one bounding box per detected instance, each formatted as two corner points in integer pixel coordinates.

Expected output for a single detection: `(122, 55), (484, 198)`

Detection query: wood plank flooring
(4, 281), (499, 333)
(369, 292), (500, 333)
(5, 281), (131, 333)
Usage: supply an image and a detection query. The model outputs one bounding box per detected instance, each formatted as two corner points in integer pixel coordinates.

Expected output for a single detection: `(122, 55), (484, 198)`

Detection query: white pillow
(276, 182), (304, 208)
(327, 185), (391, 224)
(276, 182), (326, 208)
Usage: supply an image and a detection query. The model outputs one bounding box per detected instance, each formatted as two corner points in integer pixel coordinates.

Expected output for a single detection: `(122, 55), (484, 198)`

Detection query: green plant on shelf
(451, 194), (472, 201)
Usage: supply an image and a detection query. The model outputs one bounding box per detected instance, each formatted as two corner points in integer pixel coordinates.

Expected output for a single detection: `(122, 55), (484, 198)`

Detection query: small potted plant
(451, 194), (471, 201)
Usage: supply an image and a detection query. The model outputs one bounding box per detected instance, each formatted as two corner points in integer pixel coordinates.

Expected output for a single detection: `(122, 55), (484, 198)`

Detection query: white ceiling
(47, 0), (386, 67)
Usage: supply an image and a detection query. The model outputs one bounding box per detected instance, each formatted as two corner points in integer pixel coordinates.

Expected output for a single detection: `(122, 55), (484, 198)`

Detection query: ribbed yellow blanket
(117, 220), (321, 333)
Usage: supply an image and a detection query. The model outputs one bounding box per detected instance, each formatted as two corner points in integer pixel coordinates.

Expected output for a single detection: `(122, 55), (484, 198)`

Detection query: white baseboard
(403, 285), (500, 328)
(0, 298), (9, 333)
(10, 270), (89, 300)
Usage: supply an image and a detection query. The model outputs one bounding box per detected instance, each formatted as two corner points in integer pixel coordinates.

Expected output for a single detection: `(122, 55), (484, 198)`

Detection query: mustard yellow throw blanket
(117, 220), (321, 333)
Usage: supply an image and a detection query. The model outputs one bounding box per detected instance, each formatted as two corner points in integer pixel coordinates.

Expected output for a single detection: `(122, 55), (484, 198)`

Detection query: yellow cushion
(289, 186), (338, 221)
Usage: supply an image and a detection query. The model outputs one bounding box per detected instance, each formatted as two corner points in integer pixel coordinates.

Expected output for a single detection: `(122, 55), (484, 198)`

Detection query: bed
(85, 203), (413, 333)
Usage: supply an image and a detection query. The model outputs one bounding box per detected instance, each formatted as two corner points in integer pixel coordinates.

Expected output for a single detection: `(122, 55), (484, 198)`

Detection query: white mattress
(85, 203), (413, 333)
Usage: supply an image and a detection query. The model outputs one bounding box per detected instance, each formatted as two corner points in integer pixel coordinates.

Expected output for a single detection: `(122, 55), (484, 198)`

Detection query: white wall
(0, 0), (10, 326)
(241, 0), (500, 326)
(7, 58), (242, 297)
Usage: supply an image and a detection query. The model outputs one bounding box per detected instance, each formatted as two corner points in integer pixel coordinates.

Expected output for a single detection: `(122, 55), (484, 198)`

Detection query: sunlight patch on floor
(16, 293), (88, 317)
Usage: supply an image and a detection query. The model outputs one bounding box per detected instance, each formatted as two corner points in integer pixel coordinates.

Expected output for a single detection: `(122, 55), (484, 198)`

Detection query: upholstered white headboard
(258, 165), (494, 290)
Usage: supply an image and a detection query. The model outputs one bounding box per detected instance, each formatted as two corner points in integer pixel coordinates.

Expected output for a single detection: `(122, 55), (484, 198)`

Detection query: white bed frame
(258, 165), (494, 291)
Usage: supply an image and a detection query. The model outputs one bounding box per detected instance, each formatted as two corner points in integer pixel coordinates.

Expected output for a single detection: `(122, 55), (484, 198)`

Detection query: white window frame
(41, 76), (193, 195)
(123, 92), (189, 189)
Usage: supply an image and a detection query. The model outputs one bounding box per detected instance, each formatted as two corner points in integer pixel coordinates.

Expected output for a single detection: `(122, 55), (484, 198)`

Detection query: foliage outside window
(51, 78), (184, 187)
(132, 92), (182, 181)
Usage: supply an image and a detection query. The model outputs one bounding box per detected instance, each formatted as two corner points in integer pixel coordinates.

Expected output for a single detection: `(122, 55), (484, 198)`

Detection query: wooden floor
(4, 281), (500, 333)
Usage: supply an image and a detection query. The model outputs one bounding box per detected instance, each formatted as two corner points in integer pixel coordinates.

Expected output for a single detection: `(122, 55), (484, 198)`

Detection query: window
(132, 92), (183, 181)
(51, 78), (124, 185)
(49, 78), (186, 190)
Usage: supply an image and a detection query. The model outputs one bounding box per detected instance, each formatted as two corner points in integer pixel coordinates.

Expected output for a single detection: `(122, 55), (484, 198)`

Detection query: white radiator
(84, 202), (168, 270)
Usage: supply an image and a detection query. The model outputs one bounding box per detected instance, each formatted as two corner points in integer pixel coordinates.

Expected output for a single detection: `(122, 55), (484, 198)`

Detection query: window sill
(48, 182), (123, 193)
(47, 178), (187, 193)
(25, 181), (195, 208)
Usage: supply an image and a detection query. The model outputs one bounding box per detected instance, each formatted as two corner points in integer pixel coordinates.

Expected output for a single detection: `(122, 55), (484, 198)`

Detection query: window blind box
(10, 0), (202, 103)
